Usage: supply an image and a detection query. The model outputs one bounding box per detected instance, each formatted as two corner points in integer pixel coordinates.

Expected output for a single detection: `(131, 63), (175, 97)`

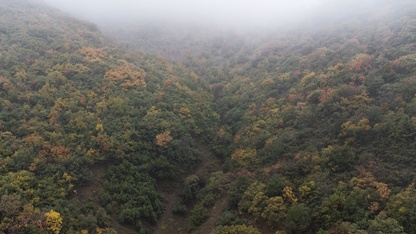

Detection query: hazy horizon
(41, 0), (393, 29)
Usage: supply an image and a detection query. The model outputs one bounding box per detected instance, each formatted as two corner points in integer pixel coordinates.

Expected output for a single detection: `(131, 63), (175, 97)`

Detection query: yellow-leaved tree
(104, 63), (146, 89)
(45, 210), (62, 234)
(156, 130), (173, 148)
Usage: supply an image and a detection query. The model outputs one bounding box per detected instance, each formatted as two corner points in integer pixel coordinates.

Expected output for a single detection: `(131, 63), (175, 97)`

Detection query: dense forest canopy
(0, 0), (416, 233)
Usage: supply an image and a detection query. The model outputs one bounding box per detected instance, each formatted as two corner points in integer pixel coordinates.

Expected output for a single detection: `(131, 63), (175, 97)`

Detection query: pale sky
(42, 0), (323, 26)
(41, 0), (387, 28)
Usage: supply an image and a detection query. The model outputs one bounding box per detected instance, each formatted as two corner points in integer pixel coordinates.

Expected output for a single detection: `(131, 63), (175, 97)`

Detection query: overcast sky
(41, 0), (387, 28)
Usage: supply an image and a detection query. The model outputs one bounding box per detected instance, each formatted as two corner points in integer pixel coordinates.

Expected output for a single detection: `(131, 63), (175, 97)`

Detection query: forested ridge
(0, 0), (218, 233)
(1, 0), (416, 233)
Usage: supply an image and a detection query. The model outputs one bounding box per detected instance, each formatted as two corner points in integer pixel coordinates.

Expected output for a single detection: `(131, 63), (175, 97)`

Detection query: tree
(155, 130), (173, 148)
(286, 204), (311, 234)
(265, 174), (285, 197)
(213, 224), (262, 234)
(325, 146), (357, 173)
(189, 204), (208, 229)
(207, 171), (231, 196)
(231, 148), (257, 167)
(239, 181), (266, 212)
(248, 192), (268, 221)
(261, 196), (287, 228)
(104, 64), (146, 89)
(1, 204), (45, 233)
(283, 186), (298, 204)
(368, 212), (405, 234)
(182, 175), (202, 202)
(386, 183), (416, 232)
(45, 210), (63, 234)
(0, 193), (22, 217)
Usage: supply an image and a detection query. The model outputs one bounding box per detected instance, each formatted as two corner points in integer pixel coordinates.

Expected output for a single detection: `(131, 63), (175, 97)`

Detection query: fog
(41, 0), (392, 29)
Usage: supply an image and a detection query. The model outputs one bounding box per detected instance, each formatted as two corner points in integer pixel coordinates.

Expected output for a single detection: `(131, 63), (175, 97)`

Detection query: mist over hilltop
(41, 0), (401, 30)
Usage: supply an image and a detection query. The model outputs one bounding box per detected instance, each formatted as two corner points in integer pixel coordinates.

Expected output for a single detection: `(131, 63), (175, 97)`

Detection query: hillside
(0, 0), (219, 233)
(102, 1), (416, 233)
(1, 0), (416, 234)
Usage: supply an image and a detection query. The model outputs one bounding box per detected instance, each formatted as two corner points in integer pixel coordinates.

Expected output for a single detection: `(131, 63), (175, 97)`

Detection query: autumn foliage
(155, 130), (173, 147)
(1, 0), (415, 233)
(104, 64), (146, 89)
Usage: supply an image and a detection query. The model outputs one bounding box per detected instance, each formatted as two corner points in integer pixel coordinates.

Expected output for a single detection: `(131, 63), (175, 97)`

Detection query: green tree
(386, 183), (416, 232)
(189, 204), (209, 229)
(368, 212), (405, 234)
(261, 196), (287, 228)
(238, 181), (266, 212)
(213, 224), (262, 234)
(286, 204), (311, 234)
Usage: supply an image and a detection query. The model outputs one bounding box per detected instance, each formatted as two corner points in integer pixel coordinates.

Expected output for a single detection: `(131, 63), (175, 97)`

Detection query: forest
(0, 0), (415, 233)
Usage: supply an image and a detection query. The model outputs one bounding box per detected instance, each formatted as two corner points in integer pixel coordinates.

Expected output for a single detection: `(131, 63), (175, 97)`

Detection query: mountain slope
(102, 1), (416, 233)
(1, 0), (416, 233)
(0, 0), (219, 233)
